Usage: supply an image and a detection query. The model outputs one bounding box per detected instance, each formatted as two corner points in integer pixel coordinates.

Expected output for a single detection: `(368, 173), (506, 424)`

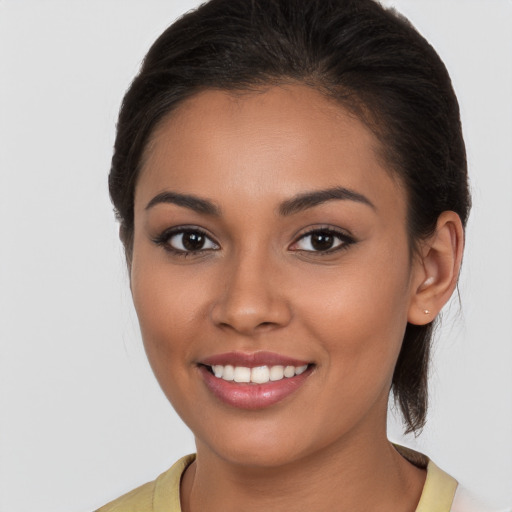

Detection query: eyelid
(152, 224), (355, 256)
(152, 225), (220, 255)
(289, 226), (356, 253)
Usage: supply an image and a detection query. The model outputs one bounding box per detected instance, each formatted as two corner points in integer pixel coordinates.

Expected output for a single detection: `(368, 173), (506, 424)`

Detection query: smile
(210, 364), (308, 383)
(198, 352), (314, 409)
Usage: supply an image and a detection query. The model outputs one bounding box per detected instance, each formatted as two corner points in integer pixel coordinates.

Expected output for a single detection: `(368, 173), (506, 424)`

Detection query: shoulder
(394, 445), (505, 512)
(416, 459), (458, 512)
(394, 444), (457, 511)
(95, 454), (195, 512)
(95, 480), (155, 512)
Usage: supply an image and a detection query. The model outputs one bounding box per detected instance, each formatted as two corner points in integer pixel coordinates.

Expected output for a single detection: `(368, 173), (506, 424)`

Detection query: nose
(210, 249), (292, 336)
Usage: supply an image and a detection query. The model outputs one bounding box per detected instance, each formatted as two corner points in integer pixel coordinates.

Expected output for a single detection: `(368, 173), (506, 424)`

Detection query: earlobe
(408, 211), (464, 325)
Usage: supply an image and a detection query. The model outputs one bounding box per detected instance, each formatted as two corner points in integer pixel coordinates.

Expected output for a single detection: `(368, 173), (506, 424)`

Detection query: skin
(130, 85), (463, 511)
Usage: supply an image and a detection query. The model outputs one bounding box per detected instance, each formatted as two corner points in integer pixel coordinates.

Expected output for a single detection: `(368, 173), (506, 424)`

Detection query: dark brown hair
(109, 0), (471, 434)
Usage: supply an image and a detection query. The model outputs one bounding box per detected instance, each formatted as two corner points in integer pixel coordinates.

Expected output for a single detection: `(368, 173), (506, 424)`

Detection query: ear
(408, 211), (465, 325)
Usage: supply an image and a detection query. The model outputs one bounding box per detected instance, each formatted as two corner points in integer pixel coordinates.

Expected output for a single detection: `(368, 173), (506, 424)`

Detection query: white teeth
(283, 365), (295, 378)
(210, 363), (309, 383)
(233, 366), (251, 383)
(251, 366), (270, 384)
(269, 365), (284, 381)
(222, 364), (235, 381)
(295, 364), (307, 375)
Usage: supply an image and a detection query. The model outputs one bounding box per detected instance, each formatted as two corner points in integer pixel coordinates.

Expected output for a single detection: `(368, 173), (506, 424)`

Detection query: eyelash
(152, 226), (355, 257)
(291, 227), (355, 255)
(152, 226), (219, 257)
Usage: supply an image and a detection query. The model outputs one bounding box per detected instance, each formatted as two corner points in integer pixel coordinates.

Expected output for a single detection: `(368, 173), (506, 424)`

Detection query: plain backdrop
(0, 1), (511, 511)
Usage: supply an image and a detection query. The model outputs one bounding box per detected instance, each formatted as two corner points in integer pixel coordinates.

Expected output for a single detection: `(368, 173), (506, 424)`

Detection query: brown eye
(166, 229), (219, 253)
(310, 232), (335, 251)
(181, 231), (206, 251)
(291, 229), (353, 253)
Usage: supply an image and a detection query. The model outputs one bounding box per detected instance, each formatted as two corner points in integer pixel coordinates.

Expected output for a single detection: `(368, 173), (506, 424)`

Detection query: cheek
(295, 248), (412, 381)
(130, 250), (207, 373)
(130, 262), (212, 422)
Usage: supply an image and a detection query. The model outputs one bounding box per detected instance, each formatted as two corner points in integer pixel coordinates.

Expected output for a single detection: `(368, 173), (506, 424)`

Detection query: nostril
(255, 321), (281, 331)
(210, 290), (293, 334)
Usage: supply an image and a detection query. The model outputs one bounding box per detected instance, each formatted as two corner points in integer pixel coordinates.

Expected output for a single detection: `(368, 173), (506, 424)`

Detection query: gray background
(1, 1), (511, 510)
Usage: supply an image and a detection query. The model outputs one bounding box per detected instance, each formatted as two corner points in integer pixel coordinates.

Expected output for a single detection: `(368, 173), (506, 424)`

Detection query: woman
(97, 0), (484, 510)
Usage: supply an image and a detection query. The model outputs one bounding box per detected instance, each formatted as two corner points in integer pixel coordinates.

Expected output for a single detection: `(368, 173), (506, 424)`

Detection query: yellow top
(96, 453), (458, 512)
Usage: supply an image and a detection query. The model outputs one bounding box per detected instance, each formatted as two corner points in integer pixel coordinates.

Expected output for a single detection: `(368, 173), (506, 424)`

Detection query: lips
(198, 351), (313, 410)
(202, 351), (310, 368)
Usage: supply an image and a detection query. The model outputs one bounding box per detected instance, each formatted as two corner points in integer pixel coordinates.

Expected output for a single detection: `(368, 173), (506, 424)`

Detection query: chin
(207, 436), (313, 469)
(191, 409), (353, 471)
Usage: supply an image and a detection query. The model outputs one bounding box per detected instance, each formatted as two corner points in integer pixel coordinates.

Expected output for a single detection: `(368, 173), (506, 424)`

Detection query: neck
(181, 425), (426, 512)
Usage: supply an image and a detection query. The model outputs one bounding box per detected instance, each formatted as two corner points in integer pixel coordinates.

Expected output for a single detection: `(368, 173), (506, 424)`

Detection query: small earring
(424, 309), (430, 315)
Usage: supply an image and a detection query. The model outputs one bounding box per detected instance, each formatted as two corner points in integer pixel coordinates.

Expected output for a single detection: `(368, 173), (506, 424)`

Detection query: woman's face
(131, 85), (423, 467)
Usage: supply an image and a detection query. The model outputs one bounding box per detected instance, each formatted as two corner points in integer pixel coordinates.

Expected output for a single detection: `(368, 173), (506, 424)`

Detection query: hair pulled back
(109, 0), (471, 434)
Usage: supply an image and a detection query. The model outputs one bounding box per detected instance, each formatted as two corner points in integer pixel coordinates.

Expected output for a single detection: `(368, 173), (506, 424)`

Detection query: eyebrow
(278, 186), (375, 216)
(145, 191), (220, 216)
(145, 186), (375, 217)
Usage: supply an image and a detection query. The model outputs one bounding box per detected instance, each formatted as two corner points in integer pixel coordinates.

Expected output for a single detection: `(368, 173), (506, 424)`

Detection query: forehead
(136, 85), (405, 215)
